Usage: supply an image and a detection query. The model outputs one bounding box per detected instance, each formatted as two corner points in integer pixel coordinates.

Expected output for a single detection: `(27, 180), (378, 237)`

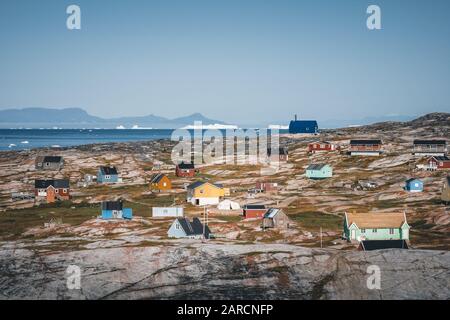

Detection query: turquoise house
(343, 212), (410, 242)
(98, 166), (119, 184)
(101, 201), (132, 220)
(306, 164), (332, 179)
(405, 178), (423, 192)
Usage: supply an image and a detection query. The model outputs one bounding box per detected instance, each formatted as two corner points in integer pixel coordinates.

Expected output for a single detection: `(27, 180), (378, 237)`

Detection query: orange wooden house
(150, 173), (172, 192)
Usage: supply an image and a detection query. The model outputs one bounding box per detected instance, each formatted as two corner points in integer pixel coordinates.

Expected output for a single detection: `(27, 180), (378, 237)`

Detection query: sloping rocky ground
(0, 242), (448, 300)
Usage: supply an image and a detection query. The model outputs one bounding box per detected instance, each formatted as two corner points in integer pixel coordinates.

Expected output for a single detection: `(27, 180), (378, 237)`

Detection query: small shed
(217, 199), (240, 210)
(262, 208), (290, 229)
(405, 178), (423, 192)
(152, 207), (184, 218)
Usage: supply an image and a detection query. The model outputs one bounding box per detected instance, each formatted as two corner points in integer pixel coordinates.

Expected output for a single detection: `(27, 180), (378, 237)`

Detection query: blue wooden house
(306, 164), (333, 179)
(288, 115), (318, 134)
(101, 201), (132, 220)
(98, 166), (119, 183)
(405, 178), (423, 192)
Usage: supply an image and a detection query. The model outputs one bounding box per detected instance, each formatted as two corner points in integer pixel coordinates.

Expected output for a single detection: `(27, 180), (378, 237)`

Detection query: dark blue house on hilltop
(288, 115), (318, 134)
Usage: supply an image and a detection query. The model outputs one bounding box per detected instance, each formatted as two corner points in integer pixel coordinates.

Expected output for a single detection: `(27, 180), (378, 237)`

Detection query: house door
(351, 230), (356, 240)
(196, 199), (200, 205)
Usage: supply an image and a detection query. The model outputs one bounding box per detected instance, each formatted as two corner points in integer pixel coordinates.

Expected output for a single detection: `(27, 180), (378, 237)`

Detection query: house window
(361, 229), (366, 233)
(55, 189), (59, 193)
(105, 175), (110, 179)
(389, 229), (394, 234)
(372, 229), (377, 233)
(176, 223), (180, 230)
(63, 189), (67, 193)
(200, 189), (204, 194)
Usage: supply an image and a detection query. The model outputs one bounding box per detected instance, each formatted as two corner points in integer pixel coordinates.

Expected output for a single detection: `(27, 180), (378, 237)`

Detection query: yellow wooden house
(186, 181), (229, 206)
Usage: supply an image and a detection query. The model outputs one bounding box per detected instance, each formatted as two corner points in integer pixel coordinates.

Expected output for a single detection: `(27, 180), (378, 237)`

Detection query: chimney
(295, 114), (298, 121)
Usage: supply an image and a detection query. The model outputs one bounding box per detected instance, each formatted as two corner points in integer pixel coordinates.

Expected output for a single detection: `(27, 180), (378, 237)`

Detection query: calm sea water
(0, 129), (288, 151)
(0, 129), (175, 151)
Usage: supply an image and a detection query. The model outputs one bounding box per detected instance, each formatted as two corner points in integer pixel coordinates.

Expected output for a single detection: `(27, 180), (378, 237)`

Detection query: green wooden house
(343, 212), (410, 242)
(306, 164), (333, 179)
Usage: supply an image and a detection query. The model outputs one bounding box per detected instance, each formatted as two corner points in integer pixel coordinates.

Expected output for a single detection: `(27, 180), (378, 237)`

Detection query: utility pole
(320, 227), (323, 248)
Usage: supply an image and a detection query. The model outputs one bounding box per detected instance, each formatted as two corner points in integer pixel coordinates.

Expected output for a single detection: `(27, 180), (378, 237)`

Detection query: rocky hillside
(0, 242), (448, 300)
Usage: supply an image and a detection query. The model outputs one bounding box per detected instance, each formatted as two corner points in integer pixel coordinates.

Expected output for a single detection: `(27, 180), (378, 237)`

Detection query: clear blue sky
(0, 0), (449, 125)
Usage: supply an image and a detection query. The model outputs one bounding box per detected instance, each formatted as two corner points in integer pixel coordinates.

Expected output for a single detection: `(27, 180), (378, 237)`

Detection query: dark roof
(243, 204), (266, 210)
(187, 181), (223, 190)
(350, 139), (382, 145)
(101, 201), (123, 211)
(100, 166), (118, 175)
(431, 156), (450, 161)
(150, 173), (166, 183)
(34, 179), (69, 189)
(360, 240), (409, 251)
(177, 162), (195, 169)
(177, 217), (211, 237)
(413, 139), (447, 145)
(288, 120), (318, 134)
(267, 147), (288, 156)
(306, 163), (328, 171)
(40, 156), (63, 163)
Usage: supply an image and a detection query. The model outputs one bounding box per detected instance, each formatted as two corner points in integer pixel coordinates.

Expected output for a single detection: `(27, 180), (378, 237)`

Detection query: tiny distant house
(288, 115), (318, 134)
(35, 156), (64, 170)
(306, 164), (333, 179)
(267, 147), (289, 162)
(97, 166), (119, 184)
(176, 162), (196, 177)
(150, 173), (172, 192)
(167, 217), (211, 239)
(413, 140), (447, 157)
(308, 141), (338, 153)
(101, 201), (132, 220)
(428, 156), (450, 170)
(255, 181), (278, 193)
(262, 208), (290, 229)
(405, 178), (424, 192)
(186, 181), (226, 206)
(349, 139), (383, 156)
(152, 207), (184, 218)
(34, 179), (70, 203)
(441, 176), (450, 204)
(243, 204), (267, 219)
(343, 212), (410, 242)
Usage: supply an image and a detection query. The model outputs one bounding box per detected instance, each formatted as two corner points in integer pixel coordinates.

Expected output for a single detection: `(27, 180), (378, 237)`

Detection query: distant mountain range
(0, 108), (228, 129)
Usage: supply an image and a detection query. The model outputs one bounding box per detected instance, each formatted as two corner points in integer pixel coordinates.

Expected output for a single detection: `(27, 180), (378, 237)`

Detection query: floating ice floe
(116, 125), (126, 129)
(21, 141), (29, 144)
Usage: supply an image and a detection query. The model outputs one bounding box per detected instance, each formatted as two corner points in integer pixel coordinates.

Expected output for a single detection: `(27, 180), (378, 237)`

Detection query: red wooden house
(308, 141), (338, 153)
(428, 156), (450, 170)
(176, 162), (196, 177)
(243, 204), (267, 219)
(349, 139), (383, 156)
(34, 179), (70, 203)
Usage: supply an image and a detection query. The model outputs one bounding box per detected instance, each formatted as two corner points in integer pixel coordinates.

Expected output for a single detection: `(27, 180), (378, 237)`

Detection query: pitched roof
(150, 173), (167, 183)
(306, 163), (329, 171)
(101, 201), (123, 211)
(243, 204), (266, 210)
(100, 166), (118, 175)
(350, 139), (382, 145)
(264, 208), (282, 218)
(176, 217), (210, 237)
(413, 139), (447, 145)
(177, 162), (195, 169)
(360, 240), (409, 251)
(289, 120), (318, 132)
(431, 156), (450, 161)
(346, 212), (407, 229)
(187, 181), (223, 190)
(34, 179), (69, 189)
